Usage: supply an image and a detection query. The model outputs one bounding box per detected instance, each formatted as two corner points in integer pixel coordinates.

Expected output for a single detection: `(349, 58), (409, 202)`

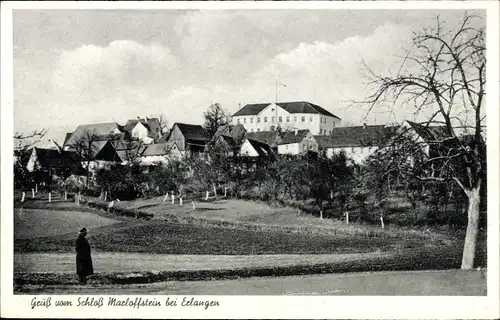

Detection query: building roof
(64, 122), (122, 147)
(173, 123), (210, 141)
(245, 130), (281, 147)
(29, 147), (82, 170)
(278, 129), (310, 145)
(63, 133), (73, 146)
(141, 142), (178, 157)
(405, 121), (452, 142)
(315, 125), (397, 149)
(233, 101), (341, 119)
(210, 124), (247, 147)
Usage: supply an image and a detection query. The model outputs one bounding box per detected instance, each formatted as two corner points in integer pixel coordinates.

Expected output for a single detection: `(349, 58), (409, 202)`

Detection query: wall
(239, 139), (259, 157)
(132, 123), (154, 144)
(278, 143), (300, 155)
(167, 125), (186, 151)
(319, 115), (342, 135)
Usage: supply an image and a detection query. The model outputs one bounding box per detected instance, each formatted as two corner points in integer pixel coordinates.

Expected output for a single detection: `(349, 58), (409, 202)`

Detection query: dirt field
(14, 252), (391, 273)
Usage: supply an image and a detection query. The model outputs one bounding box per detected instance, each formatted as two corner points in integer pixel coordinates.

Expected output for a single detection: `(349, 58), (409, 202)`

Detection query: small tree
(67, 129), (109, 189)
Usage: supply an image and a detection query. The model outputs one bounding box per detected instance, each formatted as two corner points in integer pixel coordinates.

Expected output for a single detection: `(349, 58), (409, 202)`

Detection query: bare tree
(203, 103), (229, 140)
(359, 13), (485, 269)
(14, 129), (48, 151)
(66, 130), (103, 189)
(158, 115), (169, 139)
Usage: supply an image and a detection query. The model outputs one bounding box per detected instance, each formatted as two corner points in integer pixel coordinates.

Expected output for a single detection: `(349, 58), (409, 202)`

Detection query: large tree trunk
(461, 184), (481, 270)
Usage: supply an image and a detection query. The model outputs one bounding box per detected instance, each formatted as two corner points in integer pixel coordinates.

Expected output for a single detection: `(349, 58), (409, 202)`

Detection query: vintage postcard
(1, 1), (499, 319)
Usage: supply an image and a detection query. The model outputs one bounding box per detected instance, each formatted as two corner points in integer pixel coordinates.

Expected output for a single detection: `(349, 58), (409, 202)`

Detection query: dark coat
(76, 235), (94, 276)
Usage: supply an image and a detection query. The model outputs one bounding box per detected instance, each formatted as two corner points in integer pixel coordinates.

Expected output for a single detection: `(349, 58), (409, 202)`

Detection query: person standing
(76, 227), (93, 285)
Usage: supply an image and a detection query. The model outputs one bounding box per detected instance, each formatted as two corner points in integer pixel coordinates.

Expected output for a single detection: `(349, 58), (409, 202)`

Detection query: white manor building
(231, 101), (341, 135)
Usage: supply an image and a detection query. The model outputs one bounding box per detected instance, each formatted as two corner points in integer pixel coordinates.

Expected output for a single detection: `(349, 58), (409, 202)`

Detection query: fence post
(205, 191), (209, 201)
(32, 189), (35, 199)
(163, 192), (168, 202)
(35, 184), (38, 194)
(224, 187), (228, 197)
(171, 193), (175, 205)
(192, 201), (195, 211)
(346, 211), (349, 224)
(213, 183), (217, 199)
(380, 215), (385, 229)
(104, 191), (107, 202)
(48, 192), (52, 203)
(179, 197), (183, 206)
(21, 192), (25, 203)
(64, 191), (68, 201)
(320, 210), (323, 220)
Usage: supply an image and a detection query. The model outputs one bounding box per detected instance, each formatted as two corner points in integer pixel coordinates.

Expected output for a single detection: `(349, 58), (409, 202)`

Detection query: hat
(79, 227), (88, 234)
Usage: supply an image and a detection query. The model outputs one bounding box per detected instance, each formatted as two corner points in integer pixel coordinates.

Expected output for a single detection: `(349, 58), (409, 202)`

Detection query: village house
(232, 101), (341, 135)
(315, 124), (397, 165)
(122, 117), (162, 144)
(138, 142), (183, 166)
(277, 129), (318, 156)
(166, 123), (211, 157)
(25, 147), (83, 176)
(238, 130), (281, 160)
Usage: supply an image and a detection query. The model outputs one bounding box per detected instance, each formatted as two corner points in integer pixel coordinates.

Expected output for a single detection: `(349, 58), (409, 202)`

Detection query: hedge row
(84, 200), (153, 220)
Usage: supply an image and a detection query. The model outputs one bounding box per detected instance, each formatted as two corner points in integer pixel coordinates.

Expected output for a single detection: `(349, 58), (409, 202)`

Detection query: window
(270, 125), (275, 130)
(243, 118), (246, 124)
(333, 122), (336, 127)
(301, 116), (305, 122)
(237, 119), (241, 124)
(286, 116), (290, 123)
(257, 117), (261, 123)
(264, 117), (268, 123)
(294, 116), (297, 122)
(309, 116), (313, 122)
(251, 128), (254, 132)
(257, 128), (261, 132)
(279, 116), (283, 123)
(329, 130), (331, 135)
(250, 118), (254, 123)
(303, 144), (307, 151)
(271, 117), (275, 123)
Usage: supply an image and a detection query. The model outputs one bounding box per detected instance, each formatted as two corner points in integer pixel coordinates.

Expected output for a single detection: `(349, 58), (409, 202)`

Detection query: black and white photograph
(1, 1), (499, 319)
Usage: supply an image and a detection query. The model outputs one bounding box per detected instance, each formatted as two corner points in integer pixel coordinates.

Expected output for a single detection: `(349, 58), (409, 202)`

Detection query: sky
(13, 9), (485, 146)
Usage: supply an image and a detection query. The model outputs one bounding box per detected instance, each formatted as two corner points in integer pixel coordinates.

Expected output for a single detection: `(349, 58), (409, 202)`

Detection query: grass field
(14, 208), (120, 240)
(112, 197), (452, 241)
